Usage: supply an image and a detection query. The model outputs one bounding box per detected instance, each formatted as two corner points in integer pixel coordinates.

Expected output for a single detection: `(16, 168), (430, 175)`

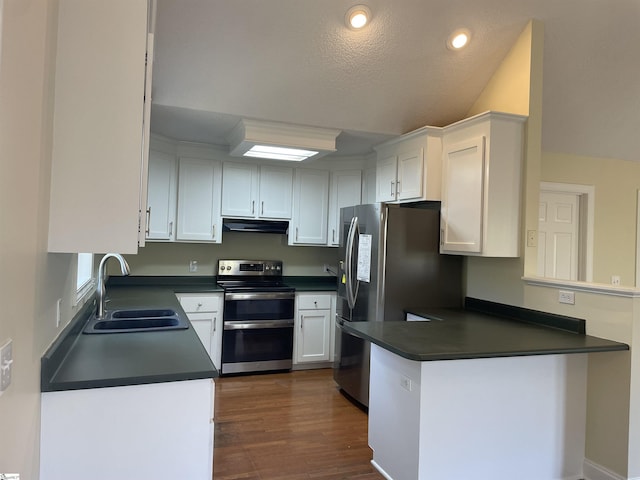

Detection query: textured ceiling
(151, 0), (640, 161)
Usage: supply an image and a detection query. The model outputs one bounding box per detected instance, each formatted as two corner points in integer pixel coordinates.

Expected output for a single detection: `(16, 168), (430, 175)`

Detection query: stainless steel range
(217, 260), (295, 375)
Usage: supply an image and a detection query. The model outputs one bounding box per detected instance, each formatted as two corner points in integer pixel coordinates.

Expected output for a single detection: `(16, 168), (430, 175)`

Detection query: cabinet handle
(296, 227), (299, 241)
(252, 200), (255, 215)
(390, 181), (395, 197)
(145, 207), (151, 235)
(213, 317), (216, 332)
(169, 221), (173, 238)
(261, 201), (264, 215)
(300, 315), (304, 328)
(397, 180), (401, 194)
(212, 224), (216, 239)
(332, 229), (336, 243)
(440, 229), (444, 246)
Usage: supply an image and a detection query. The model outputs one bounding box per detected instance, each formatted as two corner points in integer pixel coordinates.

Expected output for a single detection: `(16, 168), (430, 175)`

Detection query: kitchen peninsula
(342, 300), (628, 480)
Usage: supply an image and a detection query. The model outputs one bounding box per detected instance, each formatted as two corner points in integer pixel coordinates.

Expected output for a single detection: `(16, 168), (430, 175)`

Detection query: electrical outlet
(611, 275), (621, 286)
(0, 339), (13, 394)
(189, 260), (198, 272)
(527, 230), (537, 247)
(559, 290), (575, 305)
(400, 375), (412, 392)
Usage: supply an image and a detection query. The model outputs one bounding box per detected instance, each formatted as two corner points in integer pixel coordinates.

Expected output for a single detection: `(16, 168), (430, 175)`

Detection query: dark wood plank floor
(213, 368), (385, 480)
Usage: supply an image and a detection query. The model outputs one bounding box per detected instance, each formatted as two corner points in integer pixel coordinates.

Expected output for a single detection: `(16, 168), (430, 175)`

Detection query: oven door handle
(224, 292), (294, 301)
(224, 319), (294, 330)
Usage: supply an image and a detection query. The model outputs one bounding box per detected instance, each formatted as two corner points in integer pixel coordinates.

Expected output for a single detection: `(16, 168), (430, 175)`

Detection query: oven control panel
(218, 259), (283, 277)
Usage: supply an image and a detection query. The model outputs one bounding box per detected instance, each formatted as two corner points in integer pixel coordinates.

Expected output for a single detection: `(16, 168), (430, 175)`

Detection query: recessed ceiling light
(447, 29), (471, 50)
(345, 5), (372, 30)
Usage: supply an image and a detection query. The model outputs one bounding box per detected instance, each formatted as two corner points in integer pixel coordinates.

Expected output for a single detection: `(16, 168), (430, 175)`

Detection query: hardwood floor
(213, 369), (385, 480)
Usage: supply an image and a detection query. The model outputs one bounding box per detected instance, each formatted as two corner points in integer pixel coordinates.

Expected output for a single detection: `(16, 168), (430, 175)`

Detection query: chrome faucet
(96, 253), (131, 318)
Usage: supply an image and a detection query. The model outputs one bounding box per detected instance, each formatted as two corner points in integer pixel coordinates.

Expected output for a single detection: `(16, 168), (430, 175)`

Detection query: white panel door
(537, 191), (579, 280)
(290, 169), (329, 245)
(177, 157), (222, 242)
(397, 149), (424, 201)
(146, 150), (177, 241)
(328, 170), (362, 246)
(376, 156), (397, 202)
(221, 163), (257, 217)
(440, 137), (485, 253)
(259, 165), (293, 219)
(296, 310), (331, 363)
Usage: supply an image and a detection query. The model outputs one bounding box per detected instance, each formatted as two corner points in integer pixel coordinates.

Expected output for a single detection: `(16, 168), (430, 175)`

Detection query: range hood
(222, 218), (289, 234)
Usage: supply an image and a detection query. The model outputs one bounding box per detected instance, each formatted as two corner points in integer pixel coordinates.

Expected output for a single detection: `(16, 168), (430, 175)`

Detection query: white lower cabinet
(40, 379), (214, 480)
(177, 293), (223, 370)
(294, 292), (336, 366)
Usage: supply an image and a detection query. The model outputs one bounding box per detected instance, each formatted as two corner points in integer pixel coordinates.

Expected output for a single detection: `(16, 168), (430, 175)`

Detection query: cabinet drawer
(297, 294), (331, 310)
(176, 294), (220, 313)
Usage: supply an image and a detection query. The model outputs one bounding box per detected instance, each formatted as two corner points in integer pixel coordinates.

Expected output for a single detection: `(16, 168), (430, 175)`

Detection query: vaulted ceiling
(151, 0), (640, 162)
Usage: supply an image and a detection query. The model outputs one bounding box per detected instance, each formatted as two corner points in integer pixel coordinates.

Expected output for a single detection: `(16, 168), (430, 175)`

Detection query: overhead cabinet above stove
(221, 163), (293, 220)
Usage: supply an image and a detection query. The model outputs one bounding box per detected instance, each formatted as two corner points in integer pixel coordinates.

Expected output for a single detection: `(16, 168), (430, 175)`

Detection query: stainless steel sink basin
(83, 308), (189, 334)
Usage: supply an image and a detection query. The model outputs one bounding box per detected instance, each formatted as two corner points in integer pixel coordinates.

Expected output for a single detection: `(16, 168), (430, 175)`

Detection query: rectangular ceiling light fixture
(228, 119), (341, 162)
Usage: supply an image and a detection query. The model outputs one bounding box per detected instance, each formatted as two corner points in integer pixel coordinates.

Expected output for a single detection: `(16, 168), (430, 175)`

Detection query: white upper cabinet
(48, 0), (150, 254)
(221, 163), (293, 219)
(176, 157), (222, 243)
(440, 111), (526, 257)
(289, 168), (330, 245)
(374, 127), (442, 204)
(327, 170), (362, 247)
(146, 148), (177, 241)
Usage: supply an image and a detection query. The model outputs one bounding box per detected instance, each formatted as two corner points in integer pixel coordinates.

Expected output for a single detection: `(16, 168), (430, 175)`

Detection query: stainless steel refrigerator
(333, 202), (463, 408)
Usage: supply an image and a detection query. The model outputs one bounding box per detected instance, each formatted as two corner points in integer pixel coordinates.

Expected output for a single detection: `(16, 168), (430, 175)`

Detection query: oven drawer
(177, 294), (220, 313)
(297, 293), (331, 310)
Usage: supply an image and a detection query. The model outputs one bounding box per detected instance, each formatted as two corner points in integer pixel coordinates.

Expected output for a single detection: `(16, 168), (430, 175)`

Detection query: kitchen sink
(83, 308), (189, 334)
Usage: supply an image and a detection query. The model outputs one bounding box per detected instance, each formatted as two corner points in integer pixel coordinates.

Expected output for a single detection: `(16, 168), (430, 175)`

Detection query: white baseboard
(583, 459), (634, 480)
(371, 460), (394, 480)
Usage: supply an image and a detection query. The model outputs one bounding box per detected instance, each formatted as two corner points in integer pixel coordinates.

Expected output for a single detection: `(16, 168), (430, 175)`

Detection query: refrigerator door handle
(345, 216), (360, 309)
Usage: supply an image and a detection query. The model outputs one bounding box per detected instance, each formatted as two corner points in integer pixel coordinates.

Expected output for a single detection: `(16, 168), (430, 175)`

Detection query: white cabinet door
(221, 163), (257, 217)
(296, 310), (331, 363)
(376, 155), (397, 202)
(397, 149), (424, 201)
(47, 0), (149, 254)
(177, 293), (223, 370)
(294, 293), (333, 364)
(440, 137), (485, 253)
(176, 157), (222, 243)
(328, 170), (362, 246)
(146, 149), (177, 241)
(440, 112), (526, 257)
(259, 165), (293, 219)
(188, 312), (214, 360)
(289, 169), (329, 245)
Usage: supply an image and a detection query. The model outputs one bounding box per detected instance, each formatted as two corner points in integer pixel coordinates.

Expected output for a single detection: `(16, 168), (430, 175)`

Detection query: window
(76, 253), (94, 304)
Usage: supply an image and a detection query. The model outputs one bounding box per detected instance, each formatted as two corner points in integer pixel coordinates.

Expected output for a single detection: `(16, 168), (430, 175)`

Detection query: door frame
(539, 182), (594, 282)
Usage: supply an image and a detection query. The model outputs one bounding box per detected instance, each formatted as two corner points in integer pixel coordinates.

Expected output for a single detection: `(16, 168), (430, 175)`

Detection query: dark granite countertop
(342, 306), (628, 362)
(42, 275), (337, 392)
(41, 287), (217, 392)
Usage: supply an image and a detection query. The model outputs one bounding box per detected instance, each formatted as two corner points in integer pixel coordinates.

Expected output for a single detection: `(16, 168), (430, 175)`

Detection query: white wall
(0, 1), (85, 477)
